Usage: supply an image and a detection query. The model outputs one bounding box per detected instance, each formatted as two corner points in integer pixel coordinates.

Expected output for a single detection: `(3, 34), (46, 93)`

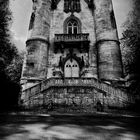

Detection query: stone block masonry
(20, 0), (129, 110)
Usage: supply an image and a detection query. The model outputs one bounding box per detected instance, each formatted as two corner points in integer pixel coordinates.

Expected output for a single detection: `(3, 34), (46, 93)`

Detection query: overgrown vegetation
(121, 0), (140, 95)
(121, 0), (140, 111)
(0, 0), (23, 111)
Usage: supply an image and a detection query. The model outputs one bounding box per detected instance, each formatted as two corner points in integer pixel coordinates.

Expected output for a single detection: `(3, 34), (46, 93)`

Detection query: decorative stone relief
(64, 0), (81, 13)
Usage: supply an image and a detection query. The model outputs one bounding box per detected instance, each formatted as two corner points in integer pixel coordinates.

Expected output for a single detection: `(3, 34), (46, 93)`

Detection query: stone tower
(21, 0), (52, 90)
(20, 0), (129, 109)
(94, 0), (123, 82)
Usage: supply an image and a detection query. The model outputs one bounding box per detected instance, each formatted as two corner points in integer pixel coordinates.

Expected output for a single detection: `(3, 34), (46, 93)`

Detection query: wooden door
(64, 59), (79, 77)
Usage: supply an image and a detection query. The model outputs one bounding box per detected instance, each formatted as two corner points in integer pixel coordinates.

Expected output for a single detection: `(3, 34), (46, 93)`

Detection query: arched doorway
(64, 59), (79, 77)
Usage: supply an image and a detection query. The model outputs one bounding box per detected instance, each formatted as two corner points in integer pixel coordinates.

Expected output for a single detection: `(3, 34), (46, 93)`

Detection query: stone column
(21, 0), (51, 90)
(94, 0), (123, 81)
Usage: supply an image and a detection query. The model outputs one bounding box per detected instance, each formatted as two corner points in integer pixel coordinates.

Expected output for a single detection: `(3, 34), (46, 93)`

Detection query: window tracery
(64, 0), (81, 13)
(67, 19), (78, 34)
(64, 16), (81, 34)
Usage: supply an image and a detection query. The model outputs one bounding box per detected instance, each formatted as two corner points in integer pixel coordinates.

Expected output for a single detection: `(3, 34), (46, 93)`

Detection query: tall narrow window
(29, 12), (35, 30)
(67, 19), (78, 34)
(110, 10), (117, 29)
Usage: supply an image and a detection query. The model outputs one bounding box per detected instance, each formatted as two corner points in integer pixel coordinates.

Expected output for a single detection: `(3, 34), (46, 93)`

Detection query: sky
(10, 0), (133, 51)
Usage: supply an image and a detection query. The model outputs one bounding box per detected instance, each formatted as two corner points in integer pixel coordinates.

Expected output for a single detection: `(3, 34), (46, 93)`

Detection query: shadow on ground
(0, 113), (140, 140)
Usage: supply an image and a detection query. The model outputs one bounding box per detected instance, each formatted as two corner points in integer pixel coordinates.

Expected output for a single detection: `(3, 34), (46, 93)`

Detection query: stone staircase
(21, 78), (134, 110)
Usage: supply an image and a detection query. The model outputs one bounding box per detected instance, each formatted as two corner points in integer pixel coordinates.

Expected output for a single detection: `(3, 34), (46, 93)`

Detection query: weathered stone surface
(20, 0), (126, 110)
(28, 0), (52, 40)
(98, 41), (123, 80)
(21, 0), (52, 90)
(21, 78), (131, 110)
(48, 0), (97, 78)
(23, 85), (128, 110)
(94, 0), (123, 80)
(22, 40), (48, 78)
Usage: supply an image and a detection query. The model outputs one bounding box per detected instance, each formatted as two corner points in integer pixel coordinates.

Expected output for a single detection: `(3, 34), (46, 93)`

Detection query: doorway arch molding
(59, 53), (85, 72)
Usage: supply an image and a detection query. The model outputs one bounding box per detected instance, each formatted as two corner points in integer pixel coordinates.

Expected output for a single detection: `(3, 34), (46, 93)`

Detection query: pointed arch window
(67, 19), (79, 34)
(64, 16), (82, 34)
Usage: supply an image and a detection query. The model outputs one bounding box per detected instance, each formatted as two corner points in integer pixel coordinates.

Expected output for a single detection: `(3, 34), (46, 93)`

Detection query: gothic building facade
(20, 0), (130, 110)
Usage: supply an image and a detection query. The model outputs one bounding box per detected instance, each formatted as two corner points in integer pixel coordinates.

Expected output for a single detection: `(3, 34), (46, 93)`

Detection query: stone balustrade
(22, 78), (131, 106)
(54, 33), (89, 42)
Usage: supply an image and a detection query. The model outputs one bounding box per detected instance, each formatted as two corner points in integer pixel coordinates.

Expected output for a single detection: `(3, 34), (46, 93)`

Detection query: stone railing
(54, 33), (89, 42)
(22, 78), (132, 106)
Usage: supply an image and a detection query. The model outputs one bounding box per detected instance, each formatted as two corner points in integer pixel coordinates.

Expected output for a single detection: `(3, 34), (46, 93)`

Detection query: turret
(21, 0), (51, 90)
(94, 0), (123, 81)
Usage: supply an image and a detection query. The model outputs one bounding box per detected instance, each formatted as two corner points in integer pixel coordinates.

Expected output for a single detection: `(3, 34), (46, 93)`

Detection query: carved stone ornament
(58, 50), (85, 72)
(64, 0), (81, 13)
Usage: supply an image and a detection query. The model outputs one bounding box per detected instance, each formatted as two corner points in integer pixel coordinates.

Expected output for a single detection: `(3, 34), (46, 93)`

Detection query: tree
(121, 0), (140, 95)
(6, 51), (24, 84)
(0, 0), (23, 111)
(0, 0), (18, 70)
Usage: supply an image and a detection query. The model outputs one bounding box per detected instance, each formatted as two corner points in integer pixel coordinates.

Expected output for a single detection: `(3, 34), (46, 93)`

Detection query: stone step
(21, 78), (134, 109)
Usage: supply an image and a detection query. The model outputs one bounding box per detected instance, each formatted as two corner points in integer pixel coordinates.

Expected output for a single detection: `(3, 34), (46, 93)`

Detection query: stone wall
(42, 87), (127, 108)
(20, 0), (125, 109)
(47, 0), (97, 78)
(23, 85), (129, 111)
(21, 78), (130, 110)
(22, 40), (48, 78)
(28, 0), (52, 40)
